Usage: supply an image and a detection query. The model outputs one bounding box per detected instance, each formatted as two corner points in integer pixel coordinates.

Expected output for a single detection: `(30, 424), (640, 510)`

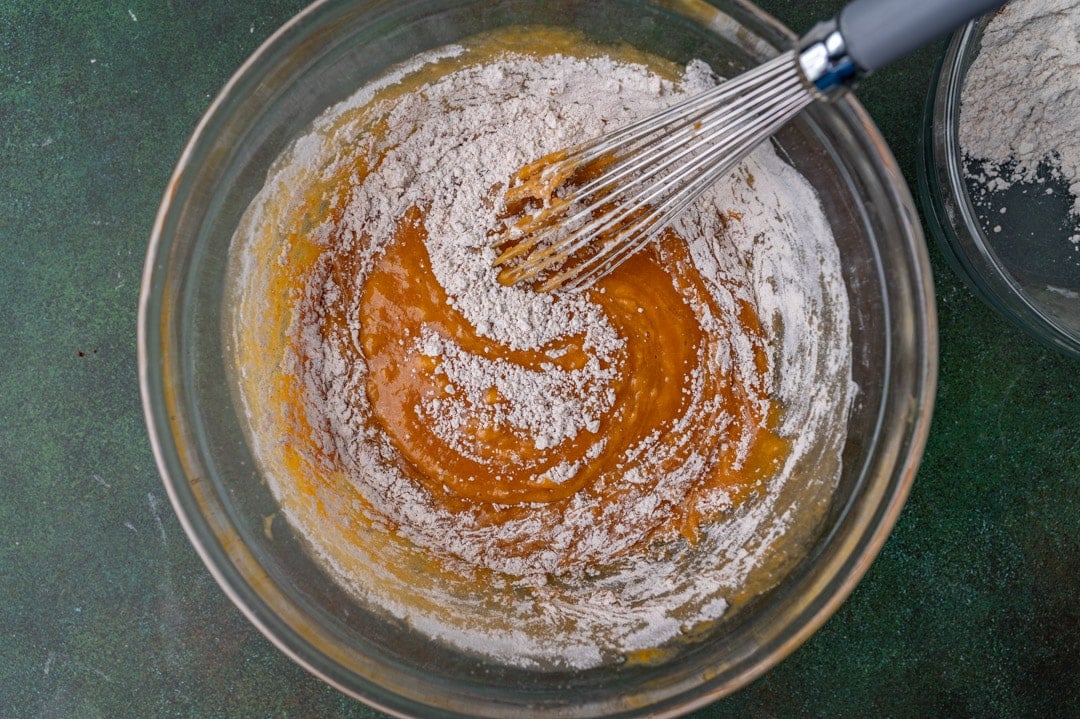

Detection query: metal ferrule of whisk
(796, 19), (860, 99)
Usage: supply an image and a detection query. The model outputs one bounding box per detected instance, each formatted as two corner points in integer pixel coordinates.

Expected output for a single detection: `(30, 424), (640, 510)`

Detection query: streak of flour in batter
(232, 38), (853, 669)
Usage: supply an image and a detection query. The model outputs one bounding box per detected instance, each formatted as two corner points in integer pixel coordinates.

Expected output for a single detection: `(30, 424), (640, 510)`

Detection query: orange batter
(263, 156), (789, 571)
(229, 31), (853, 665)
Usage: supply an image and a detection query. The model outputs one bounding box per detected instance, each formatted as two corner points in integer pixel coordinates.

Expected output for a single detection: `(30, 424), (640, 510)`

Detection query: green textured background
(1, 0), (1077, 716)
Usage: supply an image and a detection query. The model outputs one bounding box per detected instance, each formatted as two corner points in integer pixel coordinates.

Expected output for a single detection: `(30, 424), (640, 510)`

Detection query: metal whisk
(493, 0), (1007, 292)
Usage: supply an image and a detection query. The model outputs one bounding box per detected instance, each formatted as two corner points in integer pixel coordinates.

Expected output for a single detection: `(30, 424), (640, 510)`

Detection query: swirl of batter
(230, 30), (853, 667)
(296, 198), (786, 575)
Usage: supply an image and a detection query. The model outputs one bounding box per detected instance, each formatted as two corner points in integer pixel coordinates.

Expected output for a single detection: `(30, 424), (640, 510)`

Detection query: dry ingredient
(960, 0), (1080, 230)
(229, 29), (853, 669)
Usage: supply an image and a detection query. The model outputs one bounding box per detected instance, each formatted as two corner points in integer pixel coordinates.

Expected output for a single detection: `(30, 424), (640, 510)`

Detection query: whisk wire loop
(559, 84), (813, 290)
(495, 0), (1010, 290)
(494, 51), (814, 291)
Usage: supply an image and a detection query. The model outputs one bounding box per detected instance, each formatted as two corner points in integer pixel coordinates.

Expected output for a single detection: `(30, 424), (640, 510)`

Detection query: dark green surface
(1, 0), (1076, 716)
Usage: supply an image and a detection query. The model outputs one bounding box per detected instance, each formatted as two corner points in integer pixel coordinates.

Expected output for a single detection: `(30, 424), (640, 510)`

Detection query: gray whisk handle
(839, 0), (1009, 73)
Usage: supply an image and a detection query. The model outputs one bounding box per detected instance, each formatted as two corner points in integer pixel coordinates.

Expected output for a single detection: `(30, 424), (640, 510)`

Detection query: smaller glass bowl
(918, 17), (1080, 359)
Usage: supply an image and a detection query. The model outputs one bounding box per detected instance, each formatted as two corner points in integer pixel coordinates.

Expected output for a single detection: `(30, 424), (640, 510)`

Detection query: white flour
(959, 0), (1080, 218)
(232, 39), (853, 669)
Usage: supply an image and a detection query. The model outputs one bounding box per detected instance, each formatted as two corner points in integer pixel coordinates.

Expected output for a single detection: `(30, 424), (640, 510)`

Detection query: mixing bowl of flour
(919, 0), (1080, 358)
(139, 0), (937, 715)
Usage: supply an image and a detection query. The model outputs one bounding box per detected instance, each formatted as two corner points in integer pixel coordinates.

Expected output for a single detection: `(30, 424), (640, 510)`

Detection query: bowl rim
(139, 0), (938, 715)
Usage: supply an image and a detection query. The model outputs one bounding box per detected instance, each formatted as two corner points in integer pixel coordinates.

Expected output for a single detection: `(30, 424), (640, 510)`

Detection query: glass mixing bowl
(919, 18), (1080, 359)
(139, 0), (937, 716)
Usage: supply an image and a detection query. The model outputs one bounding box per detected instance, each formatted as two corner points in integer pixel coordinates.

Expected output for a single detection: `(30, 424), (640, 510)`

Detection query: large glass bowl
(918, 18), (1080, 359)
(138, 0), (937, 716)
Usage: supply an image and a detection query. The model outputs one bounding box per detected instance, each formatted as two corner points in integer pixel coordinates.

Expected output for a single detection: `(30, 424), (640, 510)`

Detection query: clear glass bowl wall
(139, 0), (937, 716)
